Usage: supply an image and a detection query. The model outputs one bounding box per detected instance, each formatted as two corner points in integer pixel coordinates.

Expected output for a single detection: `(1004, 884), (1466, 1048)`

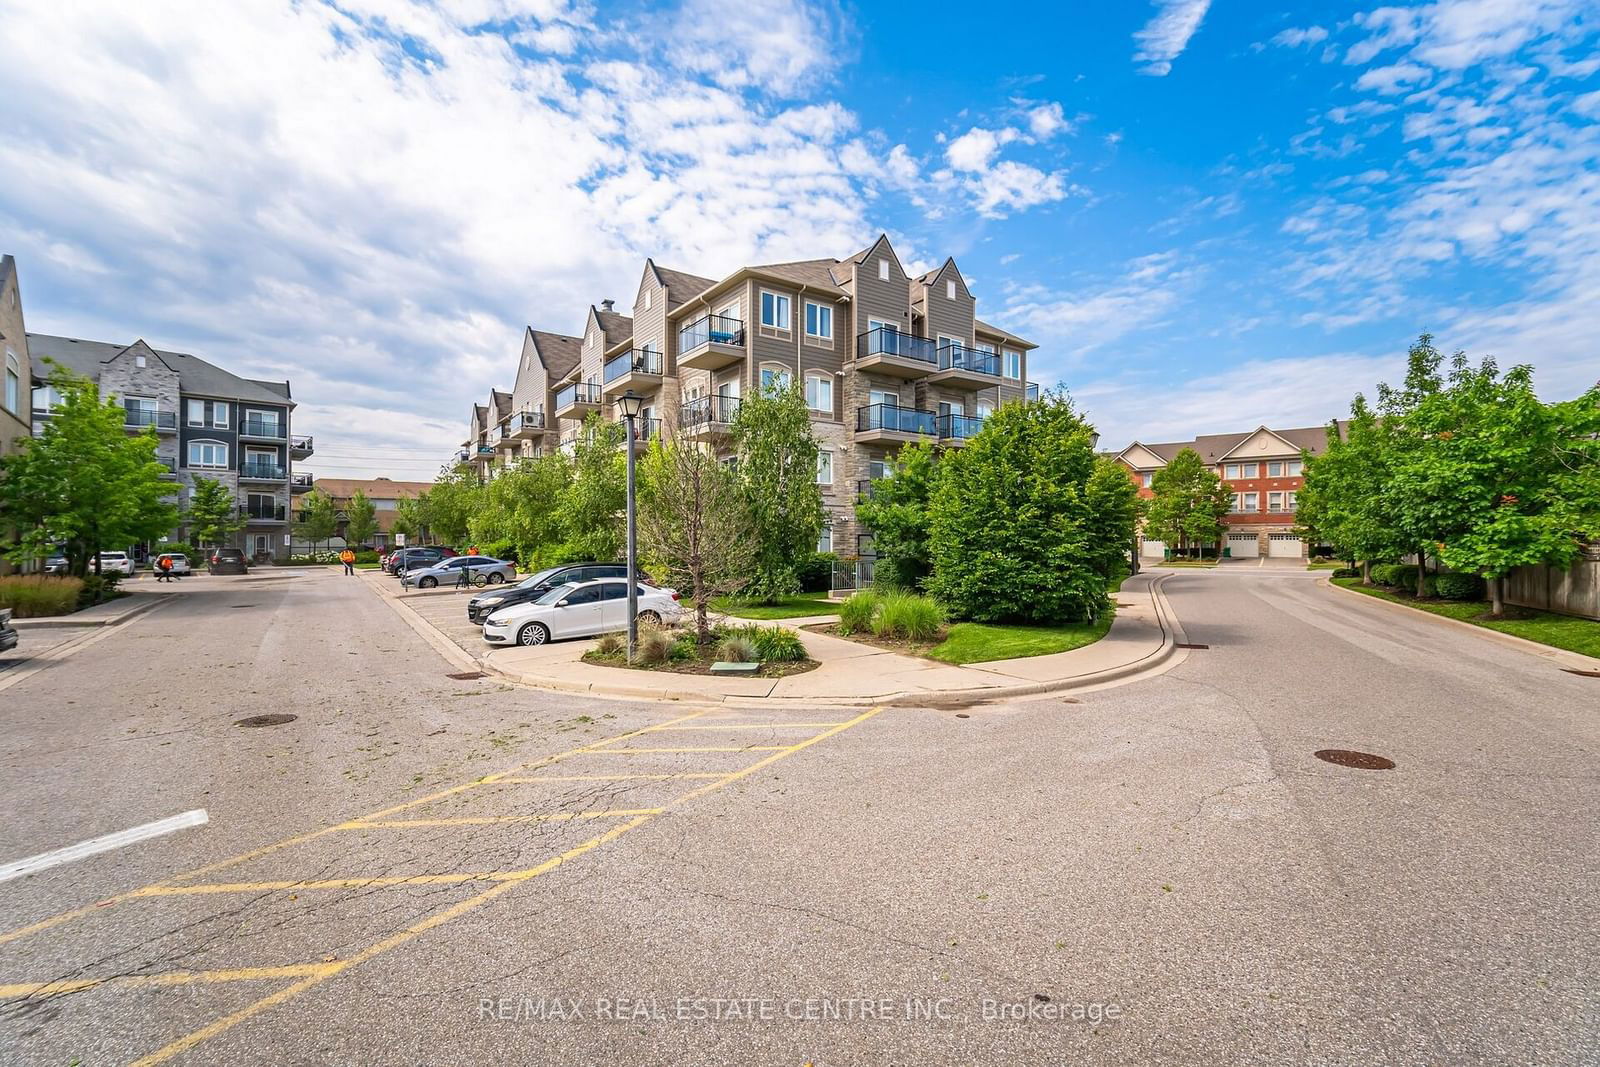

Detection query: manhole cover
(235, 714), (298, 728)
(1314, 749), (1395, 770)
(447, 671), (486, 680)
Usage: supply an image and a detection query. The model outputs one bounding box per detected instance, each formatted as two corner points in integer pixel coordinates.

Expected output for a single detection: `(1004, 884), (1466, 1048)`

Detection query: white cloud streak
(1133, 0), (1212, 76)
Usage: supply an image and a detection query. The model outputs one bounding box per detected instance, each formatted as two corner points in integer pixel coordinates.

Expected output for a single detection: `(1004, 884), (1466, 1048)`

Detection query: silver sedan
(400, 556), (517, 589)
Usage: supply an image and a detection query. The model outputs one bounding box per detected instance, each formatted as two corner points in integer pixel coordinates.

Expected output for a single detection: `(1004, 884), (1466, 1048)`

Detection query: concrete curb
(1322, 577), (1600, 670)
(11, 593), (176, 630)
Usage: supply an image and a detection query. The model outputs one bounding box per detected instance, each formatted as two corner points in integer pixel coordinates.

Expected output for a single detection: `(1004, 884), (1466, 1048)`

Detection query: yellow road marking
(491, 773), (728, 783)
(644, 722), (851, 730)
(130, 871), (527, 896)
(350, 809), (665, 828)
(0, 964), (336, 998)
(585, 745), (794, 754)
(671, 706), (883, 806)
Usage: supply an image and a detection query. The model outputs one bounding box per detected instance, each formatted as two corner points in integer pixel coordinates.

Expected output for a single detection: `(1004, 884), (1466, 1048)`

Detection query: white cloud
(965, 161), (1070, 218)
(945, 126), (1019, 172)
(1272, 25), (1329, 48)
(1026, 102), (1071, 139)
(1002, 251), (1196, 362)
(663, 0), (846, 96)
(1133, 0), (1212, 76)
(1355, 61), (1431, 94)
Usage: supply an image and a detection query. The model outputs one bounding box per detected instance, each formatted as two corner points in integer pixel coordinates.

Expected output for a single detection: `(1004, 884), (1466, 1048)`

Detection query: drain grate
(236, 714), (298, 728)
(1315, 749), (1395, 770)
(447, 671), (486, 680)
(1175, 642), (1209, 649)
(230, 604), (257, 609)
(1560, 668), (1600, 678)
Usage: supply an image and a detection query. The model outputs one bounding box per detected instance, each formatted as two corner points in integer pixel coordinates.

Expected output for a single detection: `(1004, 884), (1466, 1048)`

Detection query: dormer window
(878, 260), (889, 281)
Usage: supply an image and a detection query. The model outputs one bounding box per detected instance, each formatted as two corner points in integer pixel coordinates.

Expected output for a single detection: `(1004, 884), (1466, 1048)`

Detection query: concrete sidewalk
(367, 566), (1187, 705)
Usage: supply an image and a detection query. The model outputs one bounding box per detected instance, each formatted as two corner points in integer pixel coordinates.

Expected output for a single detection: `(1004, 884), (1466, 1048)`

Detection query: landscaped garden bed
(581, 624), (819, 677)
(710, 590), (835, 620)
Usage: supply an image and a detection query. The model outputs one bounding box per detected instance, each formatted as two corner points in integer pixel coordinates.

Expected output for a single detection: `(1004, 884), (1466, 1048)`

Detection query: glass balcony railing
(856, 403), (935, 435)
(679, 394), (741, 429)
(555, 381), (601, 409)
(290, 471), (314, 489)
(239, 417), (285, 439)
(936, 413), (986, 440)
(937, 343), (1001, 377)
(475, 444), (496, 458)
(1025, 382), (1040, 402)
(857, 326), (936, 364)
(240, 461), (286, 479)
(239, 503), (286, 521)
(678, 314), (745, 353)
(604, 349), (663, 383)
(125, 409), (177, 430)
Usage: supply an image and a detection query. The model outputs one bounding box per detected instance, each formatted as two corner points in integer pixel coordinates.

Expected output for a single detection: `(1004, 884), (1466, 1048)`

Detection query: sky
(1, 0), (1597, 478)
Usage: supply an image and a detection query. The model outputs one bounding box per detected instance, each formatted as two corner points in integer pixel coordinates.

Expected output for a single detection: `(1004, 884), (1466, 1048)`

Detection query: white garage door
(1140, 539), (1167, 559)
(1227, 533), (1259, 558)
(1268, 534), (1302, 558)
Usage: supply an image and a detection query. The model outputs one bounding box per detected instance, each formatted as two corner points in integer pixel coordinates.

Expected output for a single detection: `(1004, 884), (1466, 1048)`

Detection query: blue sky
(1, 0), (1596, 478)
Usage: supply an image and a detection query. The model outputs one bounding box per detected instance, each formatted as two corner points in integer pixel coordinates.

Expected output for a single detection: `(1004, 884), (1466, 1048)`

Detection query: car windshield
(519, 567), (562, 589)
(533, 582), (577, 606)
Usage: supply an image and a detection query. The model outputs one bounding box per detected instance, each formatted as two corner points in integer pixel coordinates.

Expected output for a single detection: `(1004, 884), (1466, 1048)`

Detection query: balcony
(238, 417), (286, 441)
(677, 314), (746, 371)
(855, 403), (934, 445)
(474, 444), (496, 460)
(928, 343), (1002, 389)
(856, 479), (876, 501)
(240, 503), (286, 523)
(289, 435), (314, 459)
(1025, 382), (1040, 402)
(454, 448), (471, 464)
(855, 327), (937, 379)
(602, 349), (664, 398)
(290, 471), (314, 493)
(510, 410), (546, 439)
(554, 380), (602, 420)
(936, 412), (985, 446)
(239, 461), (287, 481)
(159, 458), (179, 479)
(125, 409), (178, 433)
(620, 417), (660, 446)
(678, 394), (741, 439)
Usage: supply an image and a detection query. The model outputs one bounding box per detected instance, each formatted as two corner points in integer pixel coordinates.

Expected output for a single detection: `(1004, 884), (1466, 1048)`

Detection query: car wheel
(517, 622), (549, 646)
(419, 576), (438, 589)
(488, 572), (505, 584)
(637, 610), (661, 625)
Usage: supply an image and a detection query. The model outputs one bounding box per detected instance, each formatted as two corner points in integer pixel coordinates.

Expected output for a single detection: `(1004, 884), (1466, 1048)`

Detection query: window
(187, 399), (204, 426)
(760, 365), (791, 392)
(1142, 473), (1154, 488)
(1268, 461), (1285, 477)
(1225, 463), (1240, 479)
(1244, 491), (1259, 512)
(868, 388), (898, 408)
(599, 582), (628, 601)
(804, 301), (832, 339)
(858, 533), (875, 556)
(946, 279), (956, 300)
(1286, 490), (1298, 510)
(1241, 462), (1259, 478)
(561, 585), (601, 605)
(760, 290), (791, 330)
(213, 402), (228, 429)
(643, 289), (652, 311)
(816, 450), (834, 485)
(878, 259), (889, 281)
(3, 350), (17, 415)
(804, 374), (832, 414)
(135, 353), (147, 368)
(1003, 350), (1022, 379)
(1287, 459), (1303, 476)
(1268, 491), (1285, 512)
(817, 525), (832, 554)
(188, 440), (228, 468)
(32, 384), (63, 412)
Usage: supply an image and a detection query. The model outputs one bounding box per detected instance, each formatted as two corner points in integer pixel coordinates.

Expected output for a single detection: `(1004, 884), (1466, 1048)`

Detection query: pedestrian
(339, 547), (356, 576)
(156, 555), (174, 582)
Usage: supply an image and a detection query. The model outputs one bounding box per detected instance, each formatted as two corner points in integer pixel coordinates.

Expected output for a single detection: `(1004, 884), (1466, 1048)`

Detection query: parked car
(43, 555), (68, 575)
(153, 552), (191, 576)
(96, 552), (136, 577)
(0, 608), (17, 654)
(465, 562), (654, 623)
(401, 556), (515, 589)
(483, 579), (682, 647)
(386, 546), (457, 575)
(207, 547), (250, 575)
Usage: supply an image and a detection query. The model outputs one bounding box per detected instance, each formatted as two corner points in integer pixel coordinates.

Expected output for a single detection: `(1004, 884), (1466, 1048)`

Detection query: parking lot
(368, 571), (492, 656)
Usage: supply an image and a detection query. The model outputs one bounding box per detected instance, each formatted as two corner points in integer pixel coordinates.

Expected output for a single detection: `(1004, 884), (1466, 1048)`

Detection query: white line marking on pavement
(0, 809), (210, 883)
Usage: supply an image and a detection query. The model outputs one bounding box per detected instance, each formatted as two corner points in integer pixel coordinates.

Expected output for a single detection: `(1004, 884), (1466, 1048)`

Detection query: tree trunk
(1360, 560), (1372, 586)
(1489, 576), (1503, 618)
(1416, 548), (1427, 598)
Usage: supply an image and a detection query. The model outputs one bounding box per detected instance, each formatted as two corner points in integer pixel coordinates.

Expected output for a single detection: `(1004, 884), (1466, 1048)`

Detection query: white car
(153, 552), (191, 576)
(96, 552), (136, 577)
(483, 579), (681, 647)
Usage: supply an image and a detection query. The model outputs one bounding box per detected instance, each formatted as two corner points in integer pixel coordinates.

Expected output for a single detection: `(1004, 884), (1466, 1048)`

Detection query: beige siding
(0, 260), (31, 461)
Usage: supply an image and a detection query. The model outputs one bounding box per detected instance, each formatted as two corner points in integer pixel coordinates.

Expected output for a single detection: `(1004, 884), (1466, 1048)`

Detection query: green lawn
(712, 590), (834, 620)
(927, 609), (1116, 665)
(1305, 560), (1344, 570)
(1158, 559), (1219, 568)
(1332, 577), (1600, 659)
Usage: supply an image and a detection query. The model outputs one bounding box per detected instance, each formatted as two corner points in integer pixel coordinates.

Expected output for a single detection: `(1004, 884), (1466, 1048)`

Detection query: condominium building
(1114, 424), (1343, 559)
(27, 333), (313, 562)
(461, 235), (1038, 558)
(0, 256), (31, 462)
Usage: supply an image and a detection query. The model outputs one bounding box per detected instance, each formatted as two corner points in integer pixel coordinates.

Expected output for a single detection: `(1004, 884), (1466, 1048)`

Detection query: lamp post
(616, 390), (645, 664)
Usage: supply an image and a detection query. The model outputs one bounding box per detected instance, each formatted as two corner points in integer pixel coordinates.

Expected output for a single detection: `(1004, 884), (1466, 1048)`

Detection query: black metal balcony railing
(555, 381), (602, 409)
(240, 503), (286, 521)
(125, 409), (177, 430)
(679, 394), (741, 429)
(627, 417), (661, 442)
(678, 314), (745, 353)
(604, 349), (663, 383)
(858, 326), (936, 364)
(240, 461), (287, 479)
(856, 403), (935, 435)
(937, 343), (1001, 377)
(239, 417), (285, 439)
(290, 471), (313, 489)
(290, 434), (314, 454)
(936, 413), (986, 440)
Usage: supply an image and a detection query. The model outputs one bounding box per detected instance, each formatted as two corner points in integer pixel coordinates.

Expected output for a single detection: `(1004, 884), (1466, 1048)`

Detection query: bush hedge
(1370, 563), (1420, 588)
(1331, 567), (1360, 579)
(0, 576), (84, 617)
(1435, 572), (1485, 600)
(722, 623), (808, 662)
(77, 572), (123, 608)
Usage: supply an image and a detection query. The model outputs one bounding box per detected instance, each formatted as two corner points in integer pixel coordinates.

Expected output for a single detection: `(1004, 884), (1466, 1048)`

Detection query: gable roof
(27, 332), (294, 405)
(649, 262), (717, 309)
(973, 318), (1036, 349)
(527, 328), (581, 380)
(748, 258), (849, 297)
(595, 308), (633, 348)
(1215, 426), (1303, 461)
(312, 477), (432, 501)
(1114, 423), (1348, 466)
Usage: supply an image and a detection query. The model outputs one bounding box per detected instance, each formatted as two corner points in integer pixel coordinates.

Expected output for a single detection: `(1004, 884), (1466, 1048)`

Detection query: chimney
(600, 299), (615, 313)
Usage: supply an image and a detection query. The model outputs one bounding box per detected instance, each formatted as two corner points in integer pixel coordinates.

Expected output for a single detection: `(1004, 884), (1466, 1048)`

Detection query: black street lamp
(616, 390), (645, 663)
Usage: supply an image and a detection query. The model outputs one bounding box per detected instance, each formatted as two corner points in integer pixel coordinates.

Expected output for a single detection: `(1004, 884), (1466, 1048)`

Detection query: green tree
(1084, 456), (1141, 581)
(1144, 448), (1232, 557)
(186, 475), (242, 547)
(1374, 333), (1449, 596)
(418, 462), (484, 547)
(926, 390), (1117, 624)
(468, 453), (573, 565)
(731, 381), (823, 602)
(294, 488), (339, 553)
(558, 414), (625, 561)
(639, 439), (756, 642)
(1295, 398), (1404, 584)
(854, 440), (936, 590)
(392, 496), (426, 543)
(0, 365), (178, 575)
(344, 489), (378, 548)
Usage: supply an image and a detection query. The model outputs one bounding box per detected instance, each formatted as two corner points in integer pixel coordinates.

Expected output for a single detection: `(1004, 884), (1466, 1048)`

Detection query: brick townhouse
(294, 477), (433, 552)
(459, 235), (1038, 562)
(1114, 424), (1344, 560)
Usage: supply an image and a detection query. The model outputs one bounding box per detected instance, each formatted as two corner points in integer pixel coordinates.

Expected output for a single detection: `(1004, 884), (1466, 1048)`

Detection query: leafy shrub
(1369, 563), (1420, 588)
(1419, 574), (1438, 597)
(798, 552), (837, 593)
(837, 591), (878, 635)
(638, 628), (675, 665)
(668, 634), (697, 662)
(478, 539), (518, 564)
(148, 543), (200, 565)
(0, 576), (83, 617)
(717, 635), (758, 662)
(872, 591), (946, 642)
(1435, 572), (1484, 600)
(355, 549), (380, 564)
(1331, 567), (1360, 579)
(77, 572), (122, 608)
(594, 632), (623, 657)
(750, 626), (806, 662)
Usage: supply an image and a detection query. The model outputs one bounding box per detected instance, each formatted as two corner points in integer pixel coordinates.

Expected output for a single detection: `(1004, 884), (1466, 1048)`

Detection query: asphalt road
(0, 564), (1595, 1065)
